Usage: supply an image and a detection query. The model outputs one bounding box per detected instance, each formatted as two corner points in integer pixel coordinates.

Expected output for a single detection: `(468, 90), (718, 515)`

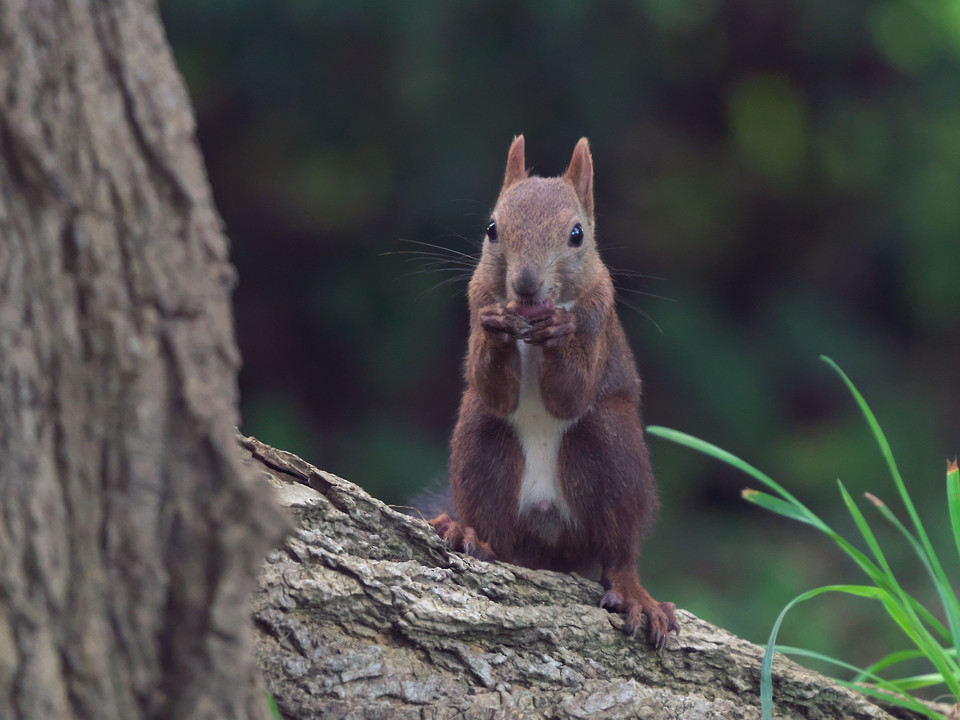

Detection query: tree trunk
(245, 435), (953, 720)
(0, 1), (286, 719)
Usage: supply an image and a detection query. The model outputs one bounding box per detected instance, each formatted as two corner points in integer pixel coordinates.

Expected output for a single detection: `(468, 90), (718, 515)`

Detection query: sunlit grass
(648, 356), (960, 720)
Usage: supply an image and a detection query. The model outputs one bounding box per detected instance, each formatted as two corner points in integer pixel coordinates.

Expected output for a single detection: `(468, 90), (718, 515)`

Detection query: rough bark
(245, 434), (952, 720)
(0, 2), (286, 719)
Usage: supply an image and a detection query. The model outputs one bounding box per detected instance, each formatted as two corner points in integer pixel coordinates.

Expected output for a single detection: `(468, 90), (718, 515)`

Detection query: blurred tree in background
(162, 0), (959, 678)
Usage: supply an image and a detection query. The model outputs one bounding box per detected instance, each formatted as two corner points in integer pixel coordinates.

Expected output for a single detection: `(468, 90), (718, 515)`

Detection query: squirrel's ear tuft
(502, 134), (527, 191)
(564, 137), (594, 218)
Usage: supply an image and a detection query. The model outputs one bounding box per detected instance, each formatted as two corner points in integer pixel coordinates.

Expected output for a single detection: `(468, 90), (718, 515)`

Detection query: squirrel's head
(475, 135), (606, 311)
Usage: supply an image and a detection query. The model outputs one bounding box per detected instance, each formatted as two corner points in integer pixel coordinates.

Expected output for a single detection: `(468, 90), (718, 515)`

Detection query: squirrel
(429, 135), (679, 649)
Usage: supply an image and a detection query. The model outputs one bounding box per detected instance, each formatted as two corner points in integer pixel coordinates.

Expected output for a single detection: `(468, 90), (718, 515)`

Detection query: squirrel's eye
(486, 221), (498, 243)
(569, 223), (584, 247)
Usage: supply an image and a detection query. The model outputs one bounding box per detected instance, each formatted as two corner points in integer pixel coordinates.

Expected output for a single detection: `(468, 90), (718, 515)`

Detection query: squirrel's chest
(508, 343), (575, 522)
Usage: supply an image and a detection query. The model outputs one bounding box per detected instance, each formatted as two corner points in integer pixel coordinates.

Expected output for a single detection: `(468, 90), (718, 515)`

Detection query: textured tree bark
(0, 1), (286, 719)
(245, 435), (952, 720)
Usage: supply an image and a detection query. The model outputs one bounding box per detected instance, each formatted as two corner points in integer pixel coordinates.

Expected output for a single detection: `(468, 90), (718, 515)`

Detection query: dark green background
(162, 0), (959, 678)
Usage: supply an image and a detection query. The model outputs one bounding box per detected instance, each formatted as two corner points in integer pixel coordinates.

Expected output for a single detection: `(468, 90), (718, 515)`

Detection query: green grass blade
(949, 460), (960, 656)
(829, 683), (945, 719)
(762, 584), (958, 718)
(742, 489), (821, 527)
(862, 575), (960, 698)
(856, 649), (928, 682)
(775, 646), (946, 716)
(646, 426), (824, 527)
(834, 481), (949, 646)
(822, 531), (891, 589)
(874, 595), (932, 649)
(837, 480), (895, 577)
(649, 424), (949, 644)
(648, 426), (900, 590)
(760, 584), (894, 719)
(908, 599), (950, 642)
(266, 693), (280, 719)
(833, 481), (951, 657)
(649, 426), (893, 587)
(865, 491), (960, 648)
(822, 357), (958, 631)
(949, 460), (960, 566)
(853, 647), (958, 686)
(652, 367), (960, 709)
(887, 673), (954, 691)
(820, 356), (912, 514)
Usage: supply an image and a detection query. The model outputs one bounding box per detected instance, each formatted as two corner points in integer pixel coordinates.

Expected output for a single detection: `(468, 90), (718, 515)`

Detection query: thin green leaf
(867, 591), (960, 696)
(776, 646), (945, 717)
(649, 426), (891, 589)
(776, 645), (895, 686)
(648, 426), (898, 591)
(948, 460), (960, 567)
(763, 584), (958, 717)
(820, 356), (911, 517)
(887, 674), (954, 692)
(653, 363), (960, 712)
(904, 597), (951, 643)
(874, 594), (930, 651)
(266, 693), (280, 719)
(822, 357), (958, 637)
(866, 491), (960, 650)
(742, 489), (820, 527)
(822, 531), (891, 590)
(838, 481), (892, 576)
(830, 683), (945, 720)
(646, 426), (823, 527)
(760, 585), (894, 720)
(856, 648), (929, 683)
(834, 482), (946, 652)
(651, 424), (956, 680)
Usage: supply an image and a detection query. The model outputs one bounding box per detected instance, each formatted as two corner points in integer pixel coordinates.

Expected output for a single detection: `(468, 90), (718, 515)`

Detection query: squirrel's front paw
(525, 308), (576, 348)
(480, 304), (530, 344)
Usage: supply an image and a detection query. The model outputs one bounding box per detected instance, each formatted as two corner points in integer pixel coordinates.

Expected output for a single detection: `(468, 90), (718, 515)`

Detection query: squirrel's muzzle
(511, 266), (543, 301)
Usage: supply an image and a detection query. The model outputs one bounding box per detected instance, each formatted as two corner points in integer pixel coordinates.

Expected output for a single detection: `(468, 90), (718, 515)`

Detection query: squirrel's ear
(502, 134), (527, 191)
(564, 137), (594, 218)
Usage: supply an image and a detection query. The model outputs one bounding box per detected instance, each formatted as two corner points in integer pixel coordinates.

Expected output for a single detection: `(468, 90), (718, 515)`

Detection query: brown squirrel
(430, 135), (678, 648)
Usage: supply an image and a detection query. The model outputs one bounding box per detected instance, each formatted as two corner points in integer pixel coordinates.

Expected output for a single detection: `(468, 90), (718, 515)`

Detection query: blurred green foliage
(162, 0), (959, 677)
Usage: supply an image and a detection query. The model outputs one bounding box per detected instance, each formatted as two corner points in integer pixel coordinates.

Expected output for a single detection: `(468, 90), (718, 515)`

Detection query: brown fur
(431, 136), (678, 648)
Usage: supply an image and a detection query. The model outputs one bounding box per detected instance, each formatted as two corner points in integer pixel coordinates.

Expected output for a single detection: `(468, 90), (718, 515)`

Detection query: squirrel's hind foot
(607, 595), (679, 650)
(633, 600), (680, 650)
(428, 513), (497, 561)
(601, 566), (680, 649)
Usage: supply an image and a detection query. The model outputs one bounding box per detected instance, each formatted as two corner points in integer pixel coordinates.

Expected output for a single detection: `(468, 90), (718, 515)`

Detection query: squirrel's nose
(512, 267), (542, 300)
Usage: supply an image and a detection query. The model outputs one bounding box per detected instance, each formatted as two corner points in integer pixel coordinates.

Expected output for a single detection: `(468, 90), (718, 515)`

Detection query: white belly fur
(509, 342), (575, 521)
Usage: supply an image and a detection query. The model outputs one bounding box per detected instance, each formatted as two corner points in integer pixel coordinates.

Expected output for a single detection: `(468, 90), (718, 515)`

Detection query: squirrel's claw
(599, 590), (626, 612)
(643, 601), (680, 650)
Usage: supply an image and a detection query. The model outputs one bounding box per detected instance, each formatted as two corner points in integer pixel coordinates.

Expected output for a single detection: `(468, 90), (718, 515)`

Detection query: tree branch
(243, 434), (945, 720)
